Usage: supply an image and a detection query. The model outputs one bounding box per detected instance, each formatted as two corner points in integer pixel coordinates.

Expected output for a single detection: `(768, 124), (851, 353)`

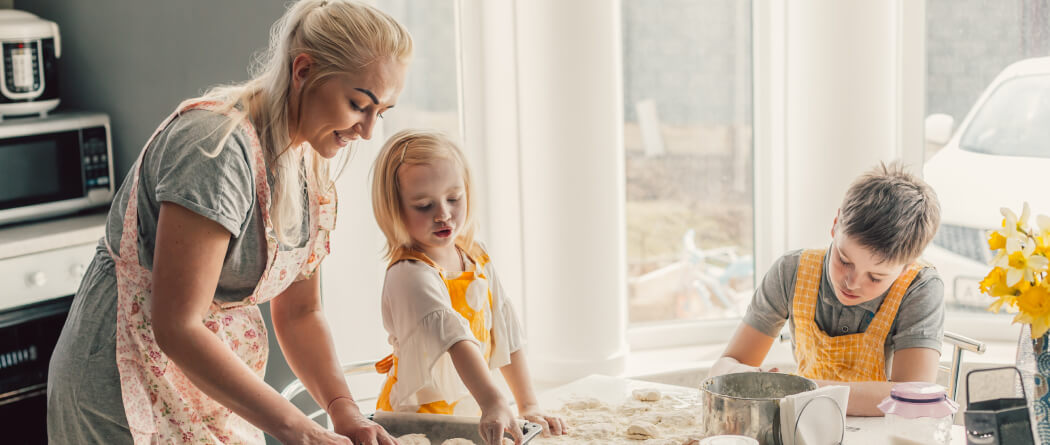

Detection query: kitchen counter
(0, 211), (107, 260)
(537, 374), (966, 444)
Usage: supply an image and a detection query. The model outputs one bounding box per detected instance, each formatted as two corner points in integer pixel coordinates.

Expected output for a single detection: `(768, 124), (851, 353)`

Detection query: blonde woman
(46, 1), (410, 444)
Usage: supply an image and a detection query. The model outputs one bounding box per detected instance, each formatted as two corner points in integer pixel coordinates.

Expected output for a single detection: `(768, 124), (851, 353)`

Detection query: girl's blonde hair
(179, 0), (412, 245)
(372, 129), (479, 261)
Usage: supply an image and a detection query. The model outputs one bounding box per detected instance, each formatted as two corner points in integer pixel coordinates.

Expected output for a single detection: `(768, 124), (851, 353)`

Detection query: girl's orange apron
(374, 242), (494, 414)
(107, 101), (336, 444)
(792, 249), (924, 382)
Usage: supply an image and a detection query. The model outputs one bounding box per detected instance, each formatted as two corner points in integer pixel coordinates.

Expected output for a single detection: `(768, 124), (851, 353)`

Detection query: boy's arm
(710, 323), (777, 377)
(815, 346), (941, 416)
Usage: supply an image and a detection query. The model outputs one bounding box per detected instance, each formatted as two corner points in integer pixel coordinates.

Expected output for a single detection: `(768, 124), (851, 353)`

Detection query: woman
(46, 1), (411, 444)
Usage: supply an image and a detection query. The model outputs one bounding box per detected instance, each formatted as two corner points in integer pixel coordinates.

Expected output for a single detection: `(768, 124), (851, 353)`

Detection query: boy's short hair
(838, 162), (940, 264)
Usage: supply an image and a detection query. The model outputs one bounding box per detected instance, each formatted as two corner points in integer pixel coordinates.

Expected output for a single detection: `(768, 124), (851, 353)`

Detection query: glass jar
(877, 382), (959, 445)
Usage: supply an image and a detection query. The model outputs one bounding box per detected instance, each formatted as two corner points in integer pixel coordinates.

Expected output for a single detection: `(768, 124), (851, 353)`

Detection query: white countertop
(537, 374), (965, 444)
(0, 211), (108, 259)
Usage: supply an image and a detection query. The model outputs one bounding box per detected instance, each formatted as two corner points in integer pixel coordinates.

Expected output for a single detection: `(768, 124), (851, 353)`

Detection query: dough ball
(625, 421), (659, 440)
(440, 439), (476, 445)
(632, 388), (662, 402)
(397, 434), (431, 445)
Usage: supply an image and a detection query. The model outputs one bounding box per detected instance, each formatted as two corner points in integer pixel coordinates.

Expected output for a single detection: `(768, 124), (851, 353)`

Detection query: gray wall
(14, 1), (285, 183)
(15, 2), (303, 442)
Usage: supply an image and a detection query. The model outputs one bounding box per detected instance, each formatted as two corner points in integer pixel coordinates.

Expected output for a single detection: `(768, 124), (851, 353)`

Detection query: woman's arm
(500, 350), (566, 436)
(815, 347), (941, 416)
(448, 340), (523, 445)
(270, 272), (395, 445)
(151, 202), (348, 444)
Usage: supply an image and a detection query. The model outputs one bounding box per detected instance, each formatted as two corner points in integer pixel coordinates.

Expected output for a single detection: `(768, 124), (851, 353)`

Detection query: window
(923, 0), (1049, 316)
(622, 1), (755, 326)
(372, 0), (461, 138)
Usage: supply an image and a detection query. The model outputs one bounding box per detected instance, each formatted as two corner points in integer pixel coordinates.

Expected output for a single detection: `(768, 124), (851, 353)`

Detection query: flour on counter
(531, 388), (703, 445)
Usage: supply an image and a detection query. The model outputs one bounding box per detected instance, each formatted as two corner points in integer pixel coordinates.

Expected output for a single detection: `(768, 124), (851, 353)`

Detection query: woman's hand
(479, 400), (523, 445)
(329, 402), (399, 445)
(518, 404), (567, 437)
(275, 418), (353, 445)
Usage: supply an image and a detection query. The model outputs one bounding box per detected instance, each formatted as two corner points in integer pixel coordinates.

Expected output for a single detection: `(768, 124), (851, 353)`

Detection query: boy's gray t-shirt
(742, 248), (945, 364)
(102, 108), (309, 303)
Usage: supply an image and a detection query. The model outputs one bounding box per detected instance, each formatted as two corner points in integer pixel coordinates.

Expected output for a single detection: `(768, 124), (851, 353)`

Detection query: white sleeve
(381, 261), (477, 408)
(485, 262), (526, 370)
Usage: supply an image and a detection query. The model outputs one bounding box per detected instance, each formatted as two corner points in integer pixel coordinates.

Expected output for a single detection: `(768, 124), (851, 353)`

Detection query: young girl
(371, 129), (566, 445)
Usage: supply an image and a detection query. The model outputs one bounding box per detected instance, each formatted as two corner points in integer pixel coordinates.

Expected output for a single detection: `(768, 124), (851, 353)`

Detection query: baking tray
(369, 411), (543, 444)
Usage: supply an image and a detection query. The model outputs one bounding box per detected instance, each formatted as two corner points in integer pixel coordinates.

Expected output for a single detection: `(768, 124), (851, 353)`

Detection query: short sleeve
(381, 260), (477, 408)
(890, 268), (945, 352)
(147, 110), (255, 237)
(742, 251), (798, 337)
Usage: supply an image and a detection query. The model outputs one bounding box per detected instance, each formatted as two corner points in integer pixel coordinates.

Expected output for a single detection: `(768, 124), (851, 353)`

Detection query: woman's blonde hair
(179, 0), (412, 245)
(372, 129), (479, 261)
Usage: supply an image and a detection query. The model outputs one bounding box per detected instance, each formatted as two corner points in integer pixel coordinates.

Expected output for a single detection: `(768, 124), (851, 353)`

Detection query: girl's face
(397, 158), (467, 254)
(827, 227), (907, 306)
(291, 56), (407, 158)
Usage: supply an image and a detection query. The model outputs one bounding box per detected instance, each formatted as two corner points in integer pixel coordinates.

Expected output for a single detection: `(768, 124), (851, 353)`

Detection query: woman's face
(291, 56), (407, 158)
(397, 158), (467, 255)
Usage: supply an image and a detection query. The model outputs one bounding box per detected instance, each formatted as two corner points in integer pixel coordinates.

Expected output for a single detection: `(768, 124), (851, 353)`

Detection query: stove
(0, 212), (105, 443)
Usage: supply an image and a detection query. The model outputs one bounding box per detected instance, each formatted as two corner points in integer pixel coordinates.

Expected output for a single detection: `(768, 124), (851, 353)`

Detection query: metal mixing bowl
(701, 372), (817, 445)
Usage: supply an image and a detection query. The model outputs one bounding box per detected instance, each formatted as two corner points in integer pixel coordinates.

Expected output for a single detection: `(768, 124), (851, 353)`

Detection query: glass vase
(1015, 323), (1050, 443)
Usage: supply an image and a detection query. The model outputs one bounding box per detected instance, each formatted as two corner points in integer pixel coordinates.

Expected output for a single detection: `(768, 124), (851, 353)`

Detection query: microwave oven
(0, 111), (113, 226)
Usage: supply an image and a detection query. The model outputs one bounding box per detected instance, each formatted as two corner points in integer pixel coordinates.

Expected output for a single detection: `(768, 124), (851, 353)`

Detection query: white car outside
(923, 56), (1050, 311)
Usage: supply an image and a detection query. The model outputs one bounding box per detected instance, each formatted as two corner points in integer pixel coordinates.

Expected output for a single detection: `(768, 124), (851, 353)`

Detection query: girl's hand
(479, 401), (524, 445)
(519, 404), (567, 437)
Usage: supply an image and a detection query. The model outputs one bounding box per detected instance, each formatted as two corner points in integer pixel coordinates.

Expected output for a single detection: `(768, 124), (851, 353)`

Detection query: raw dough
(625, 421), (658, 440)
(632, 388), (662, 402)
(398, 434), (431, 445)
(441, 439), (476, 445)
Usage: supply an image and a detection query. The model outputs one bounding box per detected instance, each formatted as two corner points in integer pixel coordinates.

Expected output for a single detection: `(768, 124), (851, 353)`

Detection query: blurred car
(923, 56), (1050, 311)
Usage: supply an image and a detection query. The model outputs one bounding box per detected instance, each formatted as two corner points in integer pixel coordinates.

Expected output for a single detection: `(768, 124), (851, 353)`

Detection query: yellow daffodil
(1034, 214), (1050, 257)
(988, 231), (1007, 251)
(1002, 202), (1032, 233)
(994, 236), (1049, 287)
(1015, 282), (1050, 338)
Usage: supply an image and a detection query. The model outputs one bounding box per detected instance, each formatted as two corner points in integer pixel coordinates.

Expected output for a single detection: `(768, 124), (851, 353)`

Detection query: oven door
(0, 295), (73, 445)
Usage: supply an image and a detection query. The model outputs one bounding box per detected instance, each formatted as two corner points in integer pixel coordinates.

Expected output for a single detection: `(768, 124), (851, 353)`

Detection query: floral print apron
(792, 249), (924, 382)
(375, 242), (494, 415)
(107, 101), (336, 444)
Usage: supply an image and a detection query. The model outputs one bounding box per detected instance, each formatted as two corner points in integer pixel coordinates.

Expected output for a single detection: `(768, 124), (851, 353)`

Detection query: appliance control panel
(0, 242), (95, 311)
(80, 125), (111, 189)
(2, 41), (40, 93)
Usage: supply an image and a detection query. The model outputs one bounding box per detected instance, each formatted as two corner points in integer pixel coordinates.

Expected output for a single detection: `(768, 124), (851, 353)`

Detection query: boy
(710, 162), (943, 416)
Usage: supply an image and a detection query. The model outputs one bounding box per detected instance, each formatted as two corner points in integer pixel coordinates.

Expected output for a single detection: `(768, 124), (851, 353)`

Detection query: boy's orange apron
(108, 101), (336, 444)
(375, 242), (494, 414)
(792, 249), (924, 382)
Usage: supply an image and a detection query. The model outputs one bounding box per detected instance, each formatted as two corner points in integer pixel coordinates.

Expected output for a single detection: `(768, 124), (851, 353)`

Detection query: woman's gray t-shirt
(48, 109), (310, 441)
(103, 109), (308, 302)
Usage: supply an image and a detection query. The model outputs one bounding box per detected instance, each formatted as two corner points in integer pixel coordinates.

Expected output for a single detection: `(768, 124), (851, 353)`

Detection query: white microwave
(0, 111), (113, 226)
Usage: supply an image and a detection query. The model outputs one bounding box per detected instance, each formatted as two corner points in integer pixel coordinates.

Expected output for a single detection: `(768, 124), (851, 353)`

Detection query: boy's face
(828, 224), (908, 306)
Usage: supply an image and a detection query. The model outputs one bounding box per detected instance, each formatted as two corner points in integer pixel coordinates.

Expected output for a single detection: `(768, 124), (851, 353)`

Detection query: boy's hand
(518, 404), (567, 436)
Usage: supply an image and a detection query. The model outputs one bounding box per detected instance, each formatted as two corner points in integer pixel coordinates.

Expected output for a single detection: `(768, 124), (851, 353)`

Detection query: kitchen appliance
(0, 10), (60, 119)
(963, 367), (1035, 445)
(0, 111), (113, 227)
(0, 212), (104, 444)
(700, 372), (818, 445)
